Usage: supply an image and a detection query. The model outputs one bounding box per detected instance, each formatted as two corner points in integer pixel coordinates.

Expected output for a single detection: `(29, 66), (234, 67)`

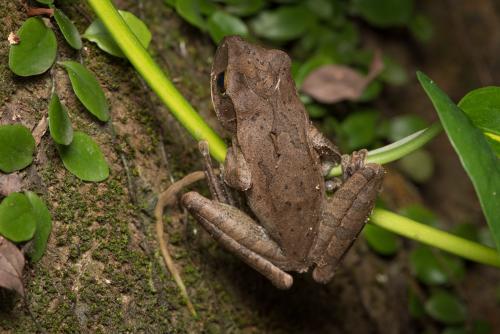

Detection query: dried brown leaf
(0, 236), (25, 295)
(32, 116), (48, 146)
(301, 51), (384, 104)
(0, 173), (22, 196)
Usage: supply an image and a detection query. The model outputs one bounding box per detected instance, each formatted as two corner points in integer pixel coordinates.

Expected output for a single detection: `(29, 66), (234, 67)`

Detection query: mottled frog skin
(181, 36), (385, 289)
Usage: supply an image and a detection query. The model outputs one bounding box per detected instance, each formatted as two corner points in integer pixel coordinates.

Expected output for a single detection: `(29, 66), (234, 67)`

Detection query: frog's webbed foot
(310, 151), (384, 284)
(182, 191), (293, 289)
(341, 149), (368, 180)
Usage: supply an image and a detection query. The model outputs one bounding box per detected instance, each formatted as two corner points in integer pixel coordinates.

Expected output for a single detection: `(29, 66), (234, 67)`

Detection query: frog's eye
(216, 71), (226, 95)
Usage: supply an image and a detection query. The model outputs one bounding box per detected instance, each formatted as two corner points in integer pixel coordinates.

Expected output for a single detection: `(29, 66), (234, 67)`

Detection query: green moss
(0, 1), (272, 332)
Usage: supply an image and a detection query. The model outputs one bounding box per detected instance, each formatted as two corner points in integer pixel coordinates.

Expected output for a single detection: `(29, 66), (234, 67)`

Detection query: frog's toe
(312, 263), (336, 284)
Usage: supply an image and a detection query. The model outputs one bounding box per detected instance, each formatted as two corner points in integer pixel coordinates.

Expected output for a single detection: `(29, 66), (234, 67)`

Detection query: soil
(0, 1), (499, 333)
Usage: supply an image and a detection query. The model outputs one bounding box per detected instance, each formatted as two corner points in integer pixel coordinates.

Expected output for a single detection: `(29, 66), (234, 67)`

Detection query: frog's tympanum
(182, 36), (385, 289)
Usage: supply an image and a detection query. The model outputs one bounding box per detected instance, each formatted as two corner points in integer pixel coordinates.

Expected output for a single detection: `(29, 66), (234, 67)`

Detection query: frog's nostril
(216, 71), (226, 95)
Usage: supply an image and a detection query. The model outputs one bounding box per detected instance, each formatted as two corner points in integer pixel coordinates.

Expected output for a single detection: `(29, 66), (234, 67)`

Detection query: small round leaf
(306, 0), (334, 20)
(83, 10), (151, 58)
(0, 124), (35, 173)
(54, 8), (82, 50)
(352, 0), (414, 27)
(9, 17), (57, 76)
(306, 104), (327, 119)
(207, 11), (248, 43)
(0, 193), (36, 243)
(48, 93), (74, 145)
(387, 114), (427, 142)
(424, 290), (467, 325)
(410, 246), (465, 285)
(340, 109), (380, 151)
(176, 0), (207, 30)
(25, 192), (52, 262)
(250, 5), (314, 41)
(60, 61), (109, 122)
(380, 56), (408, 86)
(225, 0), (265, 17)
(397, 149), (434, 183)
(409, 14), (433, 43)
(57, 132), (109, 182)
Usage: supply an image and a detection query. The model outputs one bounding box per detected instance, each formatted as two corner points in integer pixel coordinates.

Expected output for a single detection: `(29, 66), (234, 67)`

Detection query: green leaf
(408, 287), (425, 318)
(57, 131), (109, 182)
(60, 61), (109, 122)
(418, 72), (500, 250)
(397, 149), (434, 183)
(363, 224), (399, 256)
(399, 203), (440, 227)
(425, 290), (467, 325)
(225, 0), (265, 17)
(8, 17), (57, 77)
(54, 8), (82, 50)
(48, 93), (74, 145)
(250, 5), (314, 41)
(458, 87), (500, 137)
(0, 124), (35, 173)
(25, 192), (52, 262)
(0, 193), (36, 243)
(340, 110), (379, 151)
(321, 116), (342, 137)
(358, 80), (383, 102)
(451, 223), (479, 242)
(198, 1), (217, 15)
(410, 246), (465, 285)
(306, 0), (334, 20)
(305, 103), (327, 119)
(380, 56), (408, 86)
(207, 11), (248, 44)
(351, 0), (414, 27)
(176, 0), (207, 30)
(83, 10), (152, 58)
(387, 114), (427, 142)
(409, 14), (433, 43)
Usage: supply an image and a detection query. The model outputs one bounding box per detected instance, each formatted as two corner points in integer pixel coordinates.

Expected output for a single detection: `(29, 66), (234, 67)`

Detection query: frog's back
(225, 38), (324, 269)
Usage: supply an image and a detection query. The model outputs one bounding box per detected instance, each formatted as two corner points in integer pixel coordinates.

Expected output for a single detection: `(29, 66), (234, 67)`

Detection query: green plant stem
(87, 0), (500, 267)
(86, 0), (227, 162)
(328, 123), (443, 177)
(371, 209), (500, 267)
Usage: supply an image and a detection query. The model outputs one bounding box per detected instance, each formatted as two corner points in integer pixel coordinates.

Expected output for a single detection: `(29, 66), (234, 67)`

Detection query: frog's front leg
(310, 151), (384, 284)
(181, 192), (293, 289)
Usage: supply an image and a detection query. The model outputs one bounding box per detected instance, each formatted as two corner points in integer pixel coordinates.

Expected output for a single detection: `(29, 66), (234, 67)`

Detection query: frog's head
(211, 36), (293, 133)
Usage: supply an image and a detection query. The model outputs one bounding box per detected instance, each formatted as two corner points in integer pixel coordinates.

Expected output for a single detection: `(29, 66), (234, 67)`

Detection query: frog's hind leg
(182, 191), (293, 289)
(310, 151), (384, 284)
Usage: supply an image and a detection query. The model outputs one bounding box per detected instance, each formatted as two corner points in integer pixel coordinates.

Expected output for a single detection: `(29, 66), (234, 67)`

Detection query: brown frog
(181, 36), (385, 289)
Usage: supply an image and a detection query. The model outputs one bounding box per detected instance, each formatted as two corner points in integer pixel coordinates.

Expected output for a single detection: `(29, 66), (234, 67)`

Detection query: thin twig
(154, 171), (205, 318)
